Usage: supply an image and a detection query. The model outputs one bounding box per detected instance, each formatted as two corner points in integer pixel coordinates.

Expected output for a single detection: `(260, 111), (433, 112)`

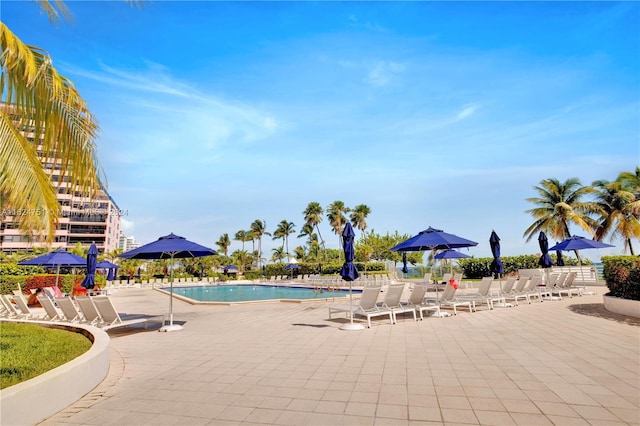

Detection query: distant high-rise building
(0, 103), (122, 254)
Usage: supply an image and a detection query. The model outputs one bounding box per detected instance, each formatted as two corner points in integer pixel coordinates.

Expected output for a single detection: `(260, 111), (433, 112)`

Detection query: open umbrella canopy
(119, 233), (217, 332)
(391, 227), (478, 252)
(96, 260), (118, 269)
(119, 233), (217, 260)
(538, 231), (553, 268)
(548, 235), (615, 252)
(81, 243), (99, 289)
(434, 249), (472, 260)
(284, 263), (300, 270)
(19, 249), (86, 268)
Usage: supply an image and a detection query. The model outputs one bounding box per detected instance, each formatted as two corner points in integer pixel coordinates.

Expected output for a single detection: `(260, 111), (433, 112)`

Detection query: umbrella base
(340, 323), (365, 331)
(493, 302), (513, 308)
(432, 311), (452, 318)
(159, 324), (183, 332)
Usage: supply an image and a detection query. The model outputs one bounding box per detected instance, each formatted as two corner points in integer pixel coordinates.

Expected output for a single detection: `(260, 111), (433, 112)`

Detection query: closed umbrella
(80, 243), (99, 290)
(538, 231), (553, 269)
(402, 252), (408, 274)
(339, 222), (362, 331)
(556, 249), (565, 266)
(489, 231), (504, 279)
(120, 233), (217, 332)
(489, 231), (511, 307)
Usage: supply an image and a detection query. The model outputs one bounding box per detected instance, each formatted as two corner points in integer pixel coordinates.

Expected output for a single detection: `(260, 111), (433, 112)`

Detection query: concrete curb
(0, 320), (110, 426)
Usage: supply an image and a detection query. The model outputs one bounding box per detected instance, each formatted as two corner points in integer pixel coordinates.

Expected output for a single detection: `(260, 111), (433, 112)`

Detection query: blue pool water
(163, 284), (358, 303)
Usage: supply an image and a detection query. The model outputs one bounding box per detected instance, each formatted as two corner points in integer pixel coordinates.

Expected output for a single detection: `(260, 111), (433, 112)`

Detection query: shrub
(603, 256), (640, 301)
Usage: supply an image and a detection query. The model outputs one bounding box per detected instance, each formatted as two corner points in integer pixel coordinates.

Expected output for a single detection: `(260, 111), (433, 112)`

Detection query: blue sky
(3, 1), (639, 261)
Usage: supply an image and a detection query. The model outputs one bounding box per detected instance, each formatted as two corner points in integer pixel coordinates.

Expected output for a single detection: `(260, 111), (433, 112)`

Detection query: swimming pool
(161, 284), (359, 304)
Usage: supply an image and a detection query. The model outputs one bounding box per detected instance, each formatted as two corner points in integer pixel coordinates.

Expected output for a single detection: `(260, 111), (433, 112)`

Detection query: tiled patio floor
(41, 285), (639, 425)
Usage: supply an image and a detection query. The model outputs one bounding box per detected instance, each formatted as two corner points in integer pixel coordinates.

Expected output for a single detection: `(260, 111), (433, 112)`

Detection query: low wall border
(0, 320), (110, 426)
(603, 294), (640, 318)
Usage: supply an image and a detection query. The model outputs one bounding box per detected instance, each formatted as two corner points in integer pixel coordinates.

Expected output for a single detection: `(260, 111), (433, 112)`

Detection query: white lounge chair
(11, 292), (43, 319)
(328, 286), (393, 328)
(75, 296), (103, 326)
(38, 295), (63, 321)
(436, 282), (474, 315)
(523, 275), (544, 303)
(402, 284), (441, 320)
(1, 295), (23, 319)
(554, 272), (580, 298)
(456, 277), (504, 310)
(502, 277), (529, 306)
(380, 283), (417, 323)
(55, 297), (84, 323)
(92, 296), (164, 331)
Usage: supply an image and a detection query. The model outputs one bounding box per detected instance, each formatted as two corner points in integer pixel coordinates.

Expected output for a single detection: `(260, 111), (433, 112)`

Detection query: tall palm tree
(618, 167), (640, 200)
(1, 5), (102, 242)
(592, 179), (640, 255)
(234, 230), (248, 251)
(273, 220), (295, 262)
(215, 233), (231, 256)
(303, 202), (326, 258)
(350, 204), (371, 237)
(327, 200), (350, 237)
(250, 220), (270, 268)
(523, 177), (599, 242)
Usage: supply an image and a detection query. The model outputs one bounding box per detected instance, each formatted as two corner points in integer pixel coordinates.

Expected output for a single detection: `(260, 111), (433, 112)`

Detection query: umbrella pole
(340, 281), (364, 331)
(160, 254), (183, 332)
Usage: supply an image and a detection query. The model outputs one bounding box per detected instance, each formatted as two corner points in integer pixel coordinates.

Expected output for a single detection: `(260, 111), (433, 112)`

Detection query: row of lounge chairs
(0, 291), (163, 331)
(328, 272), (584, 328)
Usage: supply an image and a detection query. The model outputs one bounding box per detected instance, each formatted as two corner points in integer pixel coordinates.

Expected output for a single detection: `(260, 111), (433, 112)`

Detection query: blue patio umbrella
(339, 222), (361, 331)
(81, 243), (99, 290)
(284, 263), (299, 269)
(223, 265), (238, 274)
(490, 231), (504, 279)
(19, 249), (87, 287)
(120, 233), (217, 332)
(392, 227), (477, 314)
(391, 227), (478, 252)
(96, 260), (118, 282)
(549, 235), (614, 283)
(434, 249), (471, 274)
(538, 231), (553, 269)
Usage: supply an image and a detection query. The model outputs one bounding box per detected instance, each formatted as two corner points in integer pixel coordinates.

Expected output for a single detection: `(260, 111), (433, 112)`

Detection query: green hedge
(0, 274), (106, 295)
(457, 255), (581, 279)
(602, 256), (640, 301)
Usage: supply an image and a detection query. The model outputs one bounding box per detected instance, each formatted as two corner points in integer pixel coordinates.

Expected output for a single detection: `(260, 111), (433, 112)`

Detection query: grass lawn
(0, 322), (92, 389)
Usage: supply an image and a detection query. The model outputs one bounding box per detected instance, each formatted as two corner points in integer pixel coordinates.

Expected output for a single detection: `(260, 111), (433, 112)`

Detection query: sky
(3, 1), (639, 262)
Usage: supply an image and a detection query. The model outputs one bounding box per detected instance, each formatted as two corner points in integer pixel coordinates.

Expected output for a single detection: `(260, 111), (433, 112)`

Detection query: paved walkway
(41, 285), (639, 425)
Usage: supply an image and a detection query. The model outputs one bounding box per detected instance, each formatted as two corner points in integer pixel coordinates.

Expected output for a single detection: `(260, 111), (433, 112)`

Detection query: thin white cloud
(366, 61), (406, 87)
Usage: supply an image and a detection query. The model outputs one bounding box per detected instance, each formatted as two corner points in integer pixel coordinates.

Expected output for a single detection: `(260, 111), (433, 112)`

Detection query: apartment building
(0, 103), (121, 254)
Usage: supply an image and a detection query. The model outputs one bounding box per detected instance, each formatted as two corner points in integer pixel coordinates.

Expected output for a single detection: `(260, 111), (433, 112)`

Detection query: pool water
(164, 284), (358, 303)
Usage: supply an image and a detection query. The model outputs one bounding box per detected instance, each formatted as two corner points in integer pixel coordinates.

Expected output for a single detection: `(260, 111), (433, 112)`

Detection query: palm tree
(273, 220), (295, 262)
(215, 233), (231, 256)
(250, 220), (270, 268)
(592, 179), (640, 255)
(270, 246), (285, 263)
(302, 202), (326, 257)
(350, 204), (371, 237)
(523, 177), (599, 242)
(234, 230), (248, 251)
(327, 200), (350, 237)
(1, 6), (102, 242)
(618, 167), (640, 200)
